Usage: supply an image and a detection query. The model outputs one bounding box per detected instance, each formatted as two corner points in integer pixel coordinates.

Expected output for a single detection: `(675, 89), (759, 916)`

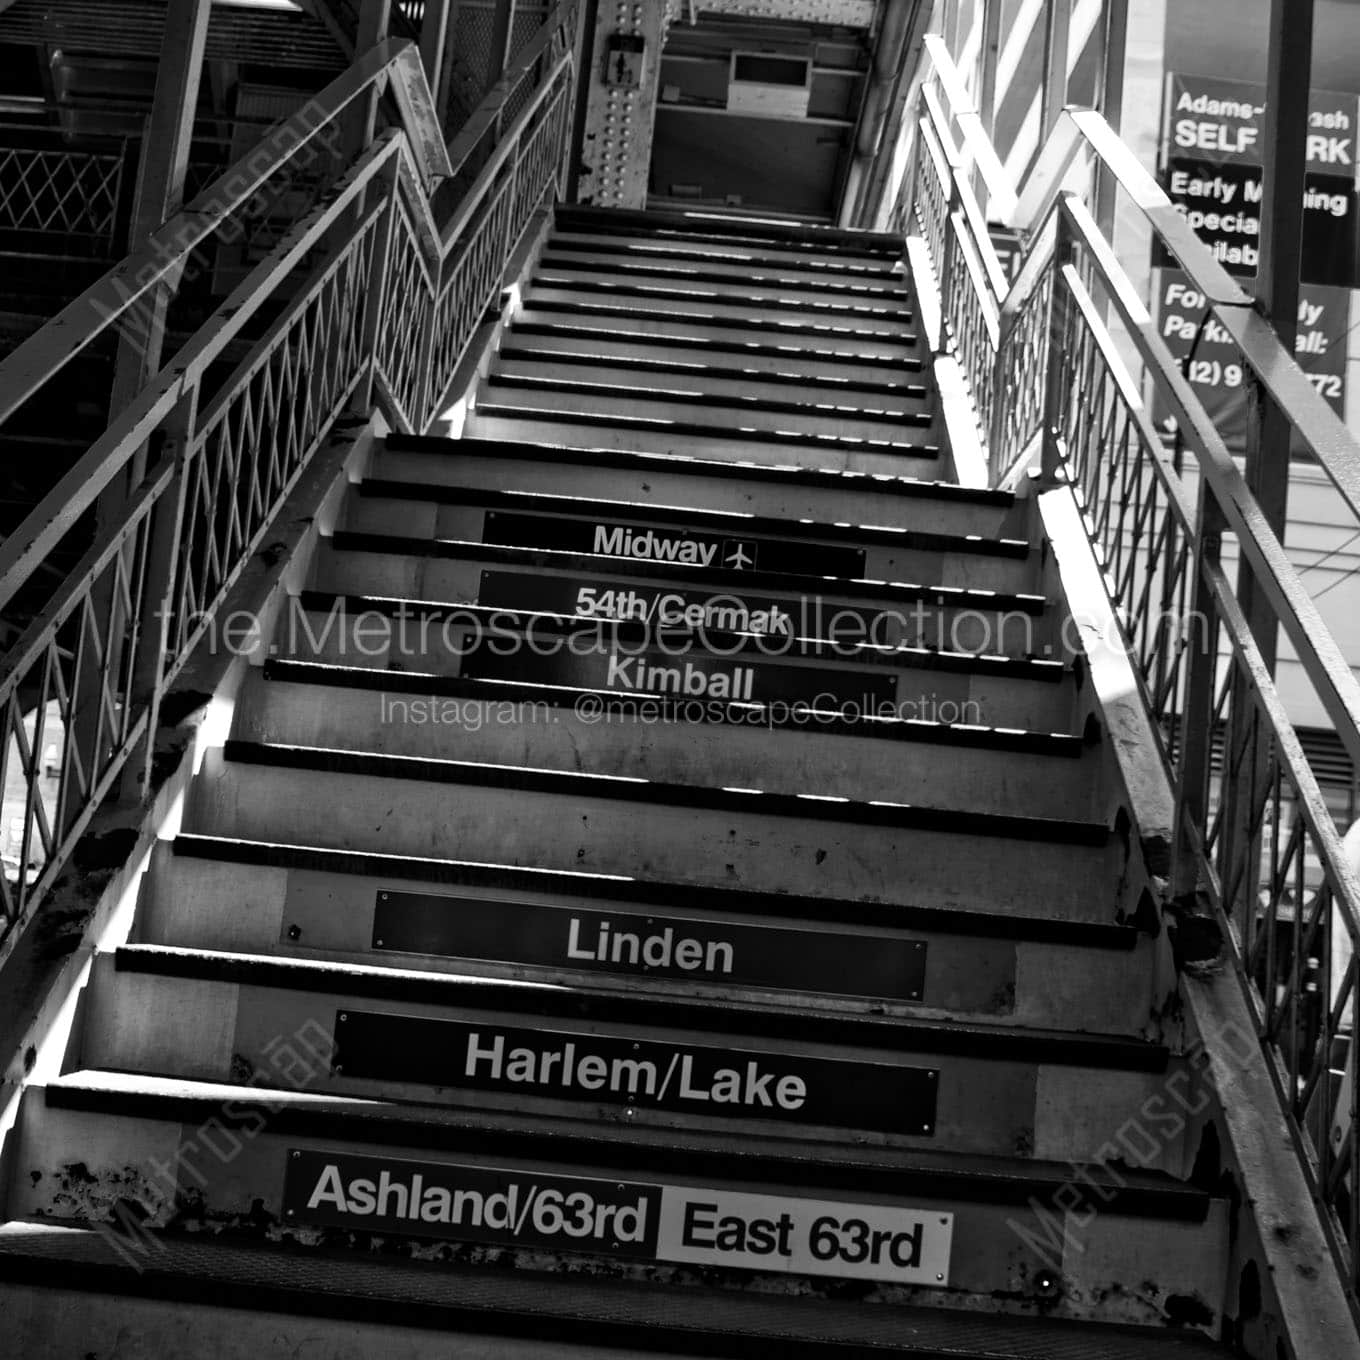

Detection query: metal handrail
(0, 16), (578, 969)
(906, 33), (1360, 1300)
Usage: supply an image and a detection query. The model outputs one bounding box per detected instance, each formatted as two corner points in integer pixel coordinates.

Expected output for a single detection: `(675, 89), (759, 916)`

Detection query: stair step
(546, 227), (907, 282)
(475, 375), (932, 442)
(493, 348), (933, 410)
(345, 476), (1030, 583)
(526, 276), (912, 325)
(555, 205), (908, 257)
(503, 323), (927, 384)
(309, 534), (1050, 660)
(515, 303), (921, 360)
(0, 1218), (1231, 1358)
(138, 835), (1158, 1032)
(284, 590), (1060, 685)
(376, 434), (1025, 540)
(233, 666), (1105, 820)
(537, 247), (912, 299)
(546, 229), (906, 278)
(185, 743), (1129, 923)
(478, 367), (935, 429)
(6, 1076), (1226, 1336)
(462, 406), (942, 477)
(72, 945), (1184, 1157)
(273, 603), (1078, 728)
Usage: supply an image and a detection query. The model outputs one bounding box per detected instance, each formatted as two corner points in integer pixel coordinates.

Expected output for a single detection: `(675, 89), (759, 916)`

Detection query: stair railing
(904, 32), (1360, 1299)
(0, 17), (577, 971)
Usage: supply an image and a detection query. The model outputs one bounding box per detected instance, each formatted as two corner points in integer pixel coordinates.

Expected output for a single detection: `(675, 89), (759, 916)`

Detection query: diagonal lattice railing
(904, 33), (1360, 1304)
(0, 5), (580, 970)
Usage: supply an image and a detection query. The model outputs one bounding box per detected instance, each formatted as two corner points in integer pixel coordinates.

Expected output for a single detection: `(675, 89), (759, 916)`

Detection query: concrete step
(502, 322), (927, 385)
(134, 835), (1161, 1033)
(271, 601), (1078, 729)
(461, 406), (943, 478)
(374, 435), (1030, 540)
(0, 1220), (1234, 1360)
(554, 206), (909, 258)
(536, 247), (913, 301)
(307, 535), (1052, 660)
(3, 1077), (1228, 1337)
(183, 743), (1132, 924)
(491, 350), (935, 417)
(340, 480), (1033, 594)
(511, 304), (922, 362)
(545, 230), (907, 279)
(473, 376), (932, 444)
(524, 277), (912, 328)
(230, 665), (1107, 820)
(73, 947), (1182, 1161)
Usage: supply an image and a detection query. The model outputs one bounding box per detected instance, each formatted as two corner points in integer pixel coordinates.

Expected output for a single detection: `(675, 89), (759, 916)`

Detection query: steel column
(105, 0), (212, 467)
(1224, 0), (1314, 930)
(1040, 0), (1071, 148)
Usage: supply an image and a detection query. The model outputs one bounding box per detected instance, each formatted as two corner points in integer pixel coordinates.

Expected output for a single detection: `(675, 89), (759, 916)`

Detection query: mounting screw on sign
(605, 33), (645, 88)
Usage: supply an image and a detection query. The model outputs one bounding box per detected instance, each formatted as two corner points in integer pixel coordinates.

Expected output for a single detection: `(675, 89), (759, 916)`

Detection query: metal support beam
(345, 0), (393, 161)
(1242, 0), (1313, 590)
(1040, 0), (1071, 148)
(106, 0), (212, 459)
(978, 0), (1002, 140)
(487, 0), (519, 141)
(419, 0), (452, 99)
(490, 0), (520, 84)
(1225, 0), (1314, 936)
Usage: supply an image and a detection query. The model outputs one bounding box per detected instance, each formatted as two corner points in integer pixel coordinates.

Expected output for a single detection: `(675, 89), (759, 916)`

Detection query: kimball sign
(1158, 72), (1356, 436)
(283, 1148), (955, 1286)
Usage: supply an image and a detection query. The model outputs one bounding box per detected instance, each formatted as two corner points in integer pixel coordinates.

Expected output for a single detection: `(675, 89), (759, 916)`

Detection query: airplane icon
(724, 540), (755, 570)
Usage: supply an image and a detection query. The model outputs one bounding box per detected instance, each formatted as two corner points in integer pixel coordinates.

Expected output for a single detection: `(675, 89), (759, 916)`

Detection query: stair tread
(555, 206), (908, 256)
(518, 298), (920, 346)
(526, 282), (912, 328)
(325, 529), (1045, 611)
(168, 834), (1141, 947)
(479, 373), (934, 427)
(37, 1072), (1201, 1213)
(468, 400), (940, 455)
(108, 943), (1162, 1068)
(0, 1221), (1227, 1356)
(217, 738), (1110, 845)
(260, 659), (1084, 755)
(381, 432), (1006, 500)
(494, 344), (927, 396)
(508, 319), (924, 370)
(537, 249), (912, 294)
(351, 479), (1029, 559)
(291, 589), (1063, 677)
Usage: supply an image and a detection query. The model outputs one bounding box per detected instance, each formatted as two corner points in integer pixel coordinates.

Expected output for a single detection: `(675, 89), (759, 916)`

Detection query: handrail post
(1171, 485), (1226, 902)
(118, 389), (197, 803)
(1038, 206), (1074, 485)
(353, 158), (403, 419)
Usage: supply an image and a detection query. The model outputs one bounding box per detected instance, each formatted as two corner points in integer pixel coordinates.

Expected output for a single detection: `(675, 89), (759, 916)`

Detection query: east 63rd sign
(283, 1148), (955, 1286)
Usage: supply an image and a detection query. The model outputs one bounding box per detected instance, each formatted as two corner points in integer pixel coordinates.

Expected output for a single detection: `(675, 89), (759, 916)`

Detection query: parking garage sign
(1156, 73), (1357, 438)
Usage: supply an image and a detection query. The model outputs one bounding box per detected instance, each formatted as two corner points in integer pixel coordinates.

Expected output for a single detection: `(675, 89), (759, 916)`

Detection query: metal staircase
(0, 16), (1358, 1360)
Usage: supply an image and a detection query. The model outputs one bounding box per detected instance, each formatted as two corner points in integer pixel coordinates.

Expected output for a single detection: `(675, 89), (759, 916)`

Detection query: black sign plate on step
(478, 569), (920, 647)
(331, 1012), (938, 1135)
(481, 510), (868, 579)
(462, 632), (896, 709)
(372, 891), (927, 1001)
